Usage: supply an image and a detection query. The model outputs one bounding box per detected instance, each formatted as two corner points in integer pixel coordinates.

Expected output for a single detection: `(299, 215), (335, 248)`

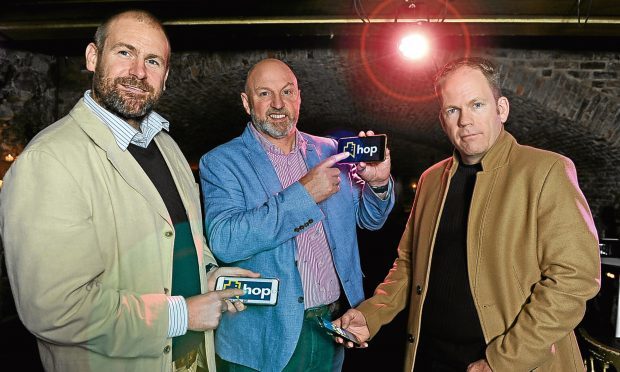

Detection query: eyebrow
(255, 82), (296, 91)
(110, 42), (165, 62)
(111, 42), (136, 52)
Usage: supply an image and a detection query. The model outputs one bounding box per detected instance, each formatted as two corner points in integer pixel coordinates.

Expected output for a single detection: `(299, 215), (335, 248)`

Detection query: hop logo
(220, 279), (272, 300)
(343, 141), (378, 161)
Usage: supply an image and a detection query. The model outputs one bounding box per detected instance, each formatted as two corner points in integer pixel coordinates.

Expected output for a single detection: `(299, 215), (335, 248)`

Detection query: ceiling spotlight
(398, 33), (429, 60)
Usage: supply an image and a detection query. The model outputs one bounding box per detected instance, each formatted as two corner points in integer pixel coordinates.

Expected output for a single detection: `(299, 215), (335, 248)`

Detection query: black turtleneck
(416, 162), (486, 371)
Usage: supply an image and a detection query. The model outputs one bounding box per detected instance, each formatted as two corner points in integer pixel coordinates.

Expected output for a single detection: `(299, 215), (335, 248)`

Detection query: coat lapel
(70, 99), (172, 227)
(240, 124), (285, 196)
(466, 130), (513, 287)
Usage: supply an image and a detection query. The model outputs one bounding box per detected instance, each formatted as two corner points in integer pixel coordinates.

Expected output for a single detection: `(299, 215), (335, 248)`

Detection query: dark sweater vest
(417, 162), (486, 371)
(128, 142), (202, 361)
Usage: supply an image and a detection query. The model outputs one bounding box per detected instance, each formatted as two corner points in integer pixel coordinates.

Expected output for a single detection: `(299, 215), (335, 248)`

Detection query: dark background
(2, 0), (620, 370)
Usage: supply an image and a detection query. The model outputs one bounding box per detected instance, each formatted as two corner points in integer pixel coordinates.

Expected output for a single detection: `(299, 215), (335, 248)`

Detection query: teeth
(270, 114), (285, 119)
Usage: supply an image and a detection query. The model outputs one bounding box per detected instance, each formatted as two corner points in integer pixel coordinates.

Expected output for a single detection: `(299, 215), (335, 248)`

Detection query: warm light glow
(607, 272), (616, 279)
(411, 181), (418, 190)
(4, 154), (14, 162)
(398, 33), (429, 60)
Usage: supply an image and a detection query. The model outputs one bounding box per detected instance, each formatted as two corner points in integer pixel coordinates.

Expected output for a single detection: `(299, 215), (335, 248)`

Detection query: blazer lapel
(466, 130), (512, 284)
(240, 125), (284, 197)
(70, 99), (172, 227)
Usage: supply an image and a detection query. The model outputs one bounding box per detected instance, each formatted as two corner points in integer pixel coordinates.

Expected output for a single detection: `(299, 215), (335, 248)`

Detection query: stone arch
(498, 57), (620, 232)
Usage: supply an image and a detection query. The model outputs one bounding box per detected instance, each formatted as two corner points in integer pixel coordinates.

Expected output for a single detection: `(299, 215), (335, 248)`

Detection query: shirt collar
(83, 90), (169, 150)
(248, 122), (306, 156)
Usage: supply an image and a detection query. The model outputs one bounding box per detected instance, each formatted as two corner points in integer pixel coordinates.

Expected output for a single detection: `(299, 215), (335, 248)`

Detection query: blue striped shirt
(249, 124), (340, 309)
(83, 90), (188, 338)
(83, 90), (169, 150)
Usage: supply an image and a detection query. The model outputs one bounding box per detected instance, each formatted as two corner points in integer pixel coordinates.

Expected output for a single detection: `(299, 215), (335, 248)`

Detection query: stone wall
(0, 45), (619, 233)
(0, 49), (57, 178)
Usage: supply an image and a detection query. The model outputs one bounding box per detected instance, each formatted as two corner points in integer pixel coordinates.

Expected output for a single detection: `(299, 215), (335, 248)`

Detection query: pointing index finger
(215, 288), (245, 299)
(321, 152), (350, 167)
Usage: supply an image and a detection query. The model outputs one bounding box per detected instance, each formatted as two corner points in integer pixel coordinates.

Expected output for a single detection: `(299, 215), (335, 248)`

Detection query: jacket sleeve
(355, 170), (395, 231)
(199, 152), (325, 263)
(0, 150), (169, 357)
(485, 157), (601, 370)
(355, 176), (419, 338)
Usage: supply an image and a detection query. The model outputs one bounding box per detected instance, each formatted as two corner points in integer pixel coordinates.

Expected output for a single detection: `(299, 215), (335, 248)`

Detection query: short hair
(93, 10), (168, 52)
(434, 57), (502, 101)
(243, 58), (298, 95)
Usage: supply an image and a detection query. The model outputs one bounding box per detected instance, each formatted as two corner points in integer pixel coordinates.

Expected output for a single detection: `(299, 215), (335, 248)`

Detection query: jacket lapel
(466, 130), (513, 284)
(240, 124), (285, 196)
(70, 99), (172, 227)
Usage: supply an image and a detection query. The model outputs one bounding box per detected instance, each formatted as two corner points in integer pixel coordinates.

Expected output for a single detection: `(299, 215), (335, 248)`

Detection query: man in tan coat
(335, 57), (600, 371)
(0, 10), (255, 372)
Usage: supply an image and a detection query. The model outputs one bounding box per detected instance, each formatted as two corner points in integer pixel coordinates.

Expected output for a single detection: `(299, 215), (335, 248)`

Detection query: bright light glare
(399, 33), (429, 60)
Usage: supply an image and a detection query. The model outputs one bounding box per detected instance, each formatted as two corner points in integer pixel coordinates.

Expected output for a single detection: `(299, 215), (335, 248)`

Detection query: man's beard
(92, 66), (160, 120)
(251, 108), (296, 139)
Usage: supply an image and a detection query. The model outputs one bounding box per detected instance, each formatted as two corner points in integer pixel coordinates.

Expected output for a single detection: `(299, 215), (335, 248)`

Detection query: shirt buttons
(163, 345), (171, 354)
(164, 231), (173, 238)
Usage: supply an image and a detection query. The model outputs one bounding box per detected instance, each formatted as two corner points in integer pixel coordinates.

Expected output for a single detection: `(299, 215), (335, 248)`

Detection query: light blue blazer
(199, 124), (394, 371)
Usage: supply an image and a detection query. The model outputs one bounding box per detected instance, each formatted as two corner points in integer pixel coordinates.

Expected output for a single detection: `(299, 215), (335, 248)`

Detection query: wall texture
(0, 43), (619, 371)
(1, 45), (618, 234)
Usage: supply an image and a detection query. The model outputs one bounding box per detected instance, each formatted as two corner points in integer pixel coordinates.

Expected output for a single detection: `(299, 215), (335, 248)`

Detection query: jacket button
(308, 219), (313, 224)
(298, 296), (304, 303)
(294, 227), (300, 232)
(163, 345), (171, 354)
(164, 288), (169, 295)
(416, 285), (422, 295)
(164, 231), (173, 238)
(408, 334), (415, 343)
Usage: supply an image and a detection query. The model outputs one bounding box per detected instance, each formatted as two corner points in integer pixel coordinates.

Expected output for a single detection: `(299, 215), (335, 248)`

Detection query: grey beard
(93, 70), (158, 120)
(99, 88), (155, 119)
(251, 109), (295, 139)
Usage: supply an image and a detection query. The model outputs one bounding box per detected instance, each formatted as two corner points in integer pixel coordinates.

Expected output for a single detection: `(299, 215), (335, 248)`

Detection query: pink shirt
(250, 124), (340, 309)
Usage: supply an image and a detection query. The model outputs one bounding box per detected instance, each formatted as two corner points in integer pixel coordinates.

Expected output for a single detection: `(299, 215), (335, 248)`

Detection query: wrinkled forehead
(106, 15), (171, 60)
(438, 67), (492, 101)
(248, 61), (298, 90)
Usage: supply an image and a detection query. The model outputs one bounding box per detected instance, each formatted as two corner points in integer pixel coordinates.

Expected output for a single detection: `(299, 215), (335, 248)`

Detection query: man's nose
(271, 94), (284, 109)
(458, 110), (473, 127)
(129, 59), (147, 79)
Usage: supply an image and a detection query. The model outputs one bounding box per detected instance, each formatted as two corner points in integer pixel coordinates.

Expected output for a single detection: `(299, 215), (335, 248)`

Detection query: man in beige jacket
(335, 57), (600, 371)
(0, 10), (255, 372)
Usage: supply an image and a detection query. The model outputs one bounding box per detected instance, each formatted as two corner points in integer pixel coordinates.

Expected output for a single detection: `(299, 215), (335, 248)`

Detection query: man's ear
(163, 68), (169, 91)
(85, 43), (98, 73)
(497, 96), (510, 124)
(241, 92), (252, 116)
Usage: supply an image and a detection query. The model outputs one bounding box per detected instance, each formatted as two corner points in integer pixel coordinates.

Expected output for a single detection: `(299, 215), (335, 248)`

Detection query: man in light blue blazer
(199, 58), (395, 371)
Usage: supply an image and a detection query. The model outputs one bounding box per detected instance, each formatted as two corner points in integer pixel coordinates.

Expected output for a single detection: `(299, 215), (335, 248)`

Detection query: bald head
(244, 59), (298, 96)
(241, 58), (301, 141)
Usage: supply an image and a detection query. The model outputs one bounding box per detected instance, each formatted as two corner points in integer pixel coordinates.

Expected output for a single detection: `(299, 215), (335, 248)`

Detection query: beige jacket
(358, 130), (600, 372)
(0, 99), (218, 372)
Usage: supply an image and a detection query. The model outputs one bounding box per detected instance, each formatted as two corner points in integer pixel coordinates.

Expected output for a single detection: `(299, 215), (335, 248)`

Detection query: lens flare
(398, 33), (430, 60)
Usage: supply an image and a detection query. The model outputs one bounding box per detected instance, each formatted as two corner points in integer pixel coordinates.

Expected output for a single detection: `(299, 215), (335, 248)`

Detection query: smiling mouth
(269, 113), (287, 120)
